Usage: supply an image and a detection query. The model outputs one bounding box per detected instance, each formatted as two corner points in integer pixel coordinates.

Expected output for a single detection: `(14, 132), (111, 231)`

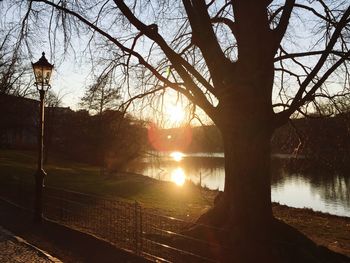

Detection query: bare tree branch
(275, 5), (350, 126)
(273, 0), (295, 51)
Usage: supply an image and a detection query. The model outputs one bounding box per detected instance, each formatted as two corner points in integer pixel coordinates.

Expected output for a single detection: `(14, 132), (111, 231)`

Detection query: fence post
(134, 201), (142, 255)
(17, 176), (22, 206)
(139, 203), (143, 254)
(133, 201), (138, 254)
(60, 190), (64, 221)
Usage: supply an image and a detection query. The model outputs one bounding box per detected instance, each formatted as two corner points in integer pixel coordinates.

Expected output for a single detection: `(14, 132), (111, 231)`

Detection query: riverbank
(0, 150), (349, 257)
(272, 204), (350, 257)
(131, 175), (350, 257)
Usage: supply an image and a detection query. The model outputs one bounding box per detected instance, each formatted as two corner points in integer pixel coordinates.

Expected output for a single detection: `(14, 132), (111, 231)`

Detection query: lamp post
(32, 52), (54, 223)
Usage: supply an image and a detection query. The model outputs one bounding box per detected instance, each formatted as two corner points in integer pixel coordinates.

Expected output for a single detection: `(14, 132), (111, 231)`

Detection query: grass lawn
(0, 149), (215, 218)
(0, 149), (349, 257)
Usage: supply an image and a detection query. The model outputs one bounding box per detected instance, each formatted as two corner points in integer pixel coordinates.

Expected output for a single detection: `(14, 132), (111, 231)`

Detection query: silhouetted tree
(80, 73), (121, 115)
(0, 28), (34, 96)
(9, 0), (350, 261)
(80, 72), (121, 174)
(100, 110), (147, 172)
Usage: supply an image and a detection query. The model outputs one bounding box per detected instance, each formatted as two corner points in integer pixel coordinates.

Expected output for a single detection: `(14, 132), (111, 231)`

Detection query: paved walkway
(0, 199), (150, 262)
(0, 226), (61, 263)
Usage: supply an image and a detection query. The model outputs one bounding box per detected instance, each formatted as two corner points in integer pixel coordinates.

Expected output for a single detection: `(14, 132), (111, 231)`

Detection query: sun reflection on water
(171, 168), (186, 186)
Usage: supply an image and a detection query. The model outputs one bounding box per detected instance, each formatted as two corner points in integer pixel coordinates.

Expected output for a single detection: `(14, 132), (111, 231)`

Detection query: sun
(167, 104), (185, 124)
(170, 151), (184, 162)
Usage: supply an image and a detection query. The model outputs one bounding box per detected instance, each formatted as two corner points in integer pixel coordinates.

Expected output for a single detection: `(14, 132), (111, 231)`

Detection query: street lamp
(32, 52), (54, 223)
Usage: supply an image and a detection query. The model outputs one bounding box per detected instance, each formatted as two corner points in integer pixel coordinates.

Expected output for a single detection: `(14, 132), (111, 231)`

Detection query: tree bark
(197, 77), (274, 243)
(222, 119), (273, 236)
(198, 113), (273, 230)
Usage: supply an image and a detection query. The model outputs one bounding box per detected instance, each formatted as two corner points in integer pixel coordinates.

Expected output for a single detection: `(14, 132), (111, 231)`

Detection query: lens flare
(147, 123), (193, 152)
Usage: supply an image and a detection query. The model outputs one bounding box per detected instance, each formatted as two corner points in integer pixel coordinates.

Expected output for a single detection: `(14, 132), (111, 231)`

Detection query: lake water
(128, 151), (350, 217)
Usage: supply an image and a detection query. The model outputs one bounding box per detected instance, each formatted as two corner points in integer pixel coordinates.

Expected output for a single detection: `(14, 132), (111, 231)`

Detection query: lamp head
(32, 52), (54, 89)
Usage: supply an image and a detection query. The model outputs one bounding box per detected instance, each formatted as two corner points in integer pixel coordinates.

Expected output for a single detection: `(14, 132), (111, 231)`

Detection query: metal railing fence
(0, 180), (229, 262)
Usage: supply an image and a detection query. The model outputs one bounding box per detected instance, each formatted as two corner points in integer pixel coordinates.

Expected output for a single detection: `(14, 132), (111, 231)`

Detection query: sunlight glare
(171, 168), (186, 186)
(170, 151), (184, 162)
(167, 104), (185, 124)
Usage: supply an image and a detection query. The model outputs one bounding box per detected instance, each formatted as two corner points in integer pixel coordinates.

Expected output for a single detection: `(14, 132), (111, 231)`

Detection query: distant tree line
(0, 94), (38, 148)
(272, 112), (350, 172)
(2, 91), (349, 173)
(45, 108), (147, 172)
(167, 114), (350, 172)
(186, 126), (223, 153)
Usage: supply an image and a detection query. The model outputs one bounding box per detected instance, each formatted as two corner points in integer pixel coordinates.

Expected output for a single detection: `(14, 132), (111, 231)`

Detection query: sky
(50, 58), (90, 110)
(8, 1), (350, 125)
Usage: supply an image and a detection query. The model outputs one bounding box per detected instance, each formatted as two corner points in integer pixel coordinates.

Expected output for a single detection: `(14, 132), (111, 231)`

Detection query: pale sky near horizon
(49, 58), (89, 110)
(45, 54), (212, 127)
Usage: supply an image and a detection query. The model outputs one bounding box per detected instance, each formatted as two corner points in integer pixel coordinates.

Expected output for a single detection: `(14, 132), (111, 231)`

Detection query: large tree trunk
(191, 105), (277, 261)
(221, 120), (272, 233)
(197, 57), (274, 236)
(197, 110), (273, 234)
